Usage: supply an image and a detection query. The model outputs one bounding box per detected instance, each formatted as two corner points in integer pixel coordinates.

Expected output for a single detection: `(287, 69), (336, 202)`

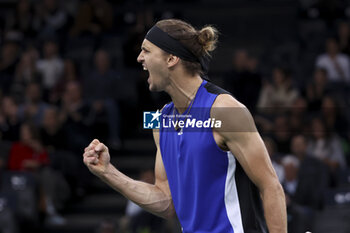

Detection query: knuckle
(100, 143), (108, 151)
(87, 158), (94, 164)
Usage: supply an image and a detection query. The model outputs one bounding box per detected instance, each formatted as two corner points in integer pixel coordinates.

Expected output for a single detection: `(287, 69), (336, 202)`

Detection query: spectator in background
(315, 37), (350, 83)
(307, 117), (347, 186)
(123, 9), (155, 68)
(50, 58), (80, 104)
(257, 66), (299, 114)
(63, 58), (79, 81)
(18, 82), (48, 126)
(84, 49), (121, 149)
(0, 41), (21, 94)
(41, 106), (83, 198)
(283, 135), (328, 233)
(225, 49), (262, 112)
(8, 122), (49, 171)
(337, 21), (350, 56)
(225, 49), (249, 94)
(33, 0), (69, 38)
(14, 46), (41, 84)
(304, 68), (330, 111)
(0, 96), (21, 141)
(289, 135), (328, 210)
(255, 97), (303, 139)
(271, 115), (293, 155)
(289, 97), (309, 134)
(281, 156), (310, 233)
(69, 0), (113, 37)
(36, 40), (64, 97)
(281, 155), (303, 233)
(59, 81), (93, 154)
(40, 106), (67, 152)
(12, 48), (41, 103)
(5, 0), (36, 39)
(321, 95), (348, 139)
(7, 122), (69, 225)
(84, 49), (120, 98)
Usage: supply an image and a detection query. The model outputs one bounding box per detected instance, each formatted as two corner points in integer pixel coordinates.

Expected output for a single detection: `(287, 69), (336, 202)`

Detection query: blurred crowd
(0, 0), (162, 232)
(0, 0), (349, 233)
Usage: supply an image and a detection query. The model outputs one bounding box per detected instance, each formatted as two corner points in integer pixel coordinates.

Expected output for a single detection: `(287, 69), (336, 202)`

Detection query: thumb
(94, 143), (108, 153)
(91, 139), (100, 145)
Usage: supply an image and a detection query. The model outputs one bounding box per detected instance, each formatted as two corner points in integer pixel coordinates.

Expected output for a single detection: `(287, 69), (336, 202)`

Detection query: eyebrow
(141, 45), (150, 51)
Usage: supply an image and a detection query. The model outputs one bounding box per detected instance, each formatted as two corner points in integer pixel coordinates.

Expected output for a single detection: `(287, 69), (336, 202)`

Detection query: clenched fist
(83, 139), (111, 177)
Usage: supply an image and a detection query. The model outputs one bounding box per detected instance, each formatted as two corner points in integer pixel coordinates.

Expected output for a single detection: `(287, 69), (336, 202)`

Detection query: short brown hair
(155, 19), (218, 76)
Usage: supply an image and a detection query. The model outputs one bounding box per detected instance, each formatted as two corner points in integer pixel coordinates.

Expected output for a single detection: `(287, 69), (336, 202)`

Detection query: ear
(167, 55), (180, 68)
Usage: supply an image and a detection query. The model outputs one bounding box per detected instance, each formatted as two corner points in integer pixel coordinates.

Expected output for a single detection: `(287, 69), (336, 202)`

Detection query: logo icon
(143, 110), (161, 129)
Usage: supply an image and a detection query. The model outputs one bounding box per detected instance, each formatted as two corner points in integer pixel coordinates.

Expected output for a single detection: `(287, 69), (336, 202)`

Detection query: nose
(137, 51), (144, 63)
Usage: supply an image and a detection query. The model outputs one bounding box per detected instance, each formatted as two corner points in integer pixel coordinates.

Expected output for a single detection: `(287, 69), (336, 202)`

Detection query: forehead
(142, 39), (163, 51)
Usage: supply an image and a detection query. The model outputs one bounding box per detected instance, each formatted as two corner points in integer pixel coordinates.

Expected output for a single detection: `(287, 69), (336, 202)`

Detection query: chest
(160, 130), (228, 172)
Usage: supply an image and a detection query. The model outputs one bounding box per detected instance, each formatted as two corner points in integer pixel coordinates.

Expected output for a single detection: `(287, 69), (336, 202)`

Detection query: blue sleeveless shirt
(159, 80), (267, 233)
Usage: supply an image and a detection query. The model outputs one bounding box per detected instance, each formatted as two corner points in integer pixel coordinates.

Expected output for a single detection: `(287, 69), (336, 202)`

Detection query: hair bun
(197, 26), (218, 55)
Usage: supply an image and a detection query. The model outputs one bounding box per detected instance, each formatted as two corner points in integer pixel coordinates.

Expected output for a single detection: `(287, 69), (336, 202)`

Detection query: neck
(165, 72), (203, 114)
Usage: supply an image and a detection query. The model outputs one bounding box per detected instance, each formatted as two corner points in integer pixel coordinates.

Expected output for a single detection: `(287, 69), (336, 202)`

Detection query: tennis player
(83, 19), (287, 233)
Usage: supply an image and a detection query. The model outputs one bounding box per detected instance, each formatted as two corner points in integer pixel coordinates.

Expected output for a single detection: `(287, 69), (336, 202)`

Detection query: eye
(141, 47), (150, 53)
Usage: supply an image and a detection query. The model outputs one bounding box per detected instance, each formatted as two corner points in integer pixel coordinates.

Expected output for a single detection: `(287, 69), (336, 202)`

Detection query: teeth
(143, 66), (148, 70)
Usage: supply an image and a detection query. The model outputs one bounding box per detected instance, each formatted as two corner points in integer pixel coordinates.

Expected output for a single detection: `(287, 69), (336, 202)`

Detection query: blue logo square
(143, 110), (161, 129)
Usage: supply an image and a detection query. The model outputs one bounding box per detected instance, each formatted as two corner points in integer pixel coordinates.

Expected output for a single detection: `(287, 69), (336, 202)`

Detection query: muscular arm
(83, 130), (175, 219)
(212, 94), (287, 233)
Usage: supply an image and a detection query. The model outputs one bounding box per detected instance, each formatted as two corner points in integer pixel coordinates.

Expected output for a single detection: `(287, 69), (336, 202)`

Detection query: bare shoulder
(211, 94), (256, 134)
(212, 94), (245, 108)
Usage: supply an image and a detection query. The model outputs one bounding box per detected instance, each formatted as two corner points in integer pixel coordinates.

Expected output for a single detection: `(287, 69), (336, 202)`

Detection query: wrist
(100, 163), (115, 180)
